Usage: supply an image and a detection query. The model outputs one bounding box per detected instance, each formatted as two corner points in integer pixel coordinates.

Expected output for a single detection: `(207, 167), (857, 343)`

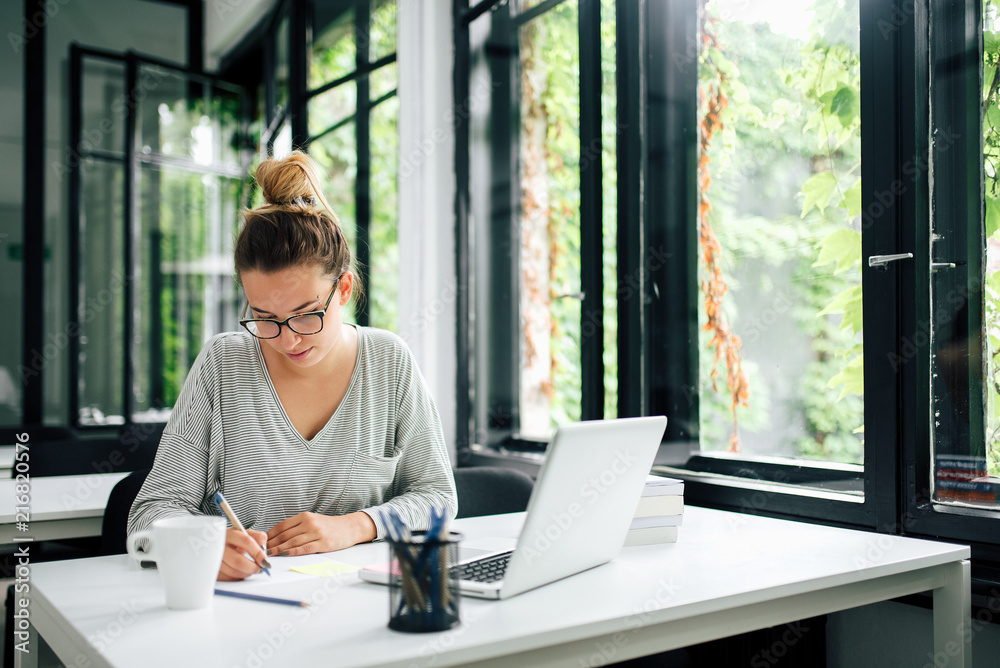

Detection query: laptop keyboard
(452, 551), (513, 583)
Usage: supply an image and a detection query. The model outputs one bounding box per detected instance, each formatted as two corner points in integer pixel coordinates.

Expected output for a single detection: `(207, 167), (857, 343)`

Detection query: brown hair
(235, 151), (358, 298)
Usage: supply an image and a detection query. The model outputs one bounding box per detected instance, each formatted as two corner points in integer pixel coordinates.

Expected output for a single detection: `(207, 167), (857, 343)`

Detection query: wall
(396, 0), (457, 458)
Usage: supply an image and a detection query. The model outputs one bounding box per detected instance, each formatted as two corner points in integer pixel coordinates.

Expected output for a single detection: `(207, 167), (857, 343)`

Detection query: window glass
(137, 68), (244, 172)
(78, 159), (126, 425)
(368, 0), (397, 63)
(311, 125), (359, 325)
(81, 58), (127, 155)
(135, 167), (242, 420)
(695, 0), (863, 463)
(369, 95), (399, 331)
(276, 11), (290, 112)
(75, 57), (249, 426)
(309, 81), (357, 138)
(518, 1), (582, 437)
(370, 61), (397, 101)
(601, 0), (617, 420)
(310, 4), (355, 90)
(931, 0), (993, 506)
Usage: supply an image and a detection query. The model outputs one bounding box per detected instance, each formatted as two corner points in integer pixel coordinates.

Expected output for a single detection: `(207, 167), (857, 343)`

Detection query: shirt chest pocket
(337, 450), (402, 513)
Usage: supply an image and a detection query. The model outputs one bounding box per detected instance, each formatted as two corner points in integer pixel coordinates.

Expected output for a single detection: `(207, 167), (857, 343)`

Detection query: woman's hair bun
(254, 150), (326, 210)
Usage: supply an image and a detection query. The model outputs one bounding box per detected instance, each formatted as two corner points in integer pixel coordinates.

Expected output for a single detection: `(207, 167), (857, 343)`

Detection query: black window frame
(68, 45), (253, 429)
(453, 0), (1000, 579)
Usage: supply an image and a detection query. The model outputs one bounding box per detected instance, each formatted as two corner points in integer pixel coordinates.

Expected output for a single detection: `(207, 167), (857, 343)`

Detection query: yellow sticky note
(291, 561), (361, 577)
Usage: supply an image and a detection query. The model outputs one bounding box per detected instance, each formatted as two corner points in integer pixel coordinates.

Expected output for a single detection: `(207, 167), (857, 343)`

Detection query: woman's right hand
(218, 528), (270, 581)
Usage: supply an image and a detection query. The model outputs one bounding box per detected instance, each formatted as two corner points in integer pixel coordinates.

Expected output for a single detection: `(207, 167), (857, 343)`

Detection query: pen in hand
(213, 491), (272, 576)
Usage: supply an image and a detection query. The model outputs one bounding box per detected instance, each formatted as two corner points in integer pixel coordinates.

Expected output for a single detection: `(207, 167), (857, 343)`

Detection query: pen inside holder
(387, 531), (462, 633)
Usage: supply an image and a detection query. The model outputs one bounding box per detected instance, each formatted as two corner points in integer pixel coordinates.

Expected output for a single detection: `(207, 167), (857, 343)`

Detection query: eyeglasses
(239, 280), (340, 340)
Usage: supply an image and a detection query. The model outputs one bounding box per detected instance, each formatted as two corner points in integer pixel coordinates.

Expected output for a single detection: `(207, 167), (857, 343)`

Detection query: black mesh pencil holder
(387, 530), (462, 632)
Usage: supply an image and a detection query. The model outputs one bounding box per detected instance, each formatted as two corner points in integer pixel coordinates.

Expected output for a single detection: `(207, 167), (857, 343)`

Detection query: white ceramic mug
(126, 515), (226, 610)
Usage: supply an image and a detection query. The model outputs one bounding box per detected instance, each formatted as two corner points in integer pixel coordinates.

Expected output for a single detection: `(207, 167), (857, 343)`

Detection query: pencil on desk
(213, 491), (272, 576)
(214, 589), (309, 607)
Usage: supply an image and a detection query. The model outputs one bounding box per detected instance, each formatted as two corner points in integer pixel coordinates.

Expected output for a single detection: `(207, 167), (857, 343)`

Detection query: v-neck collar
(253, 324), (364, 447)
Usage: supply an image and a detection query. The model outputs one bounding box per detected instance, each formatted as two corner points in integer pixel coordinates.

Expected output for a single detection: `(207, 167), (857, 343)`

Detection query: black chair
(453, 466), (534, 519)
(100, 468), (150, 555)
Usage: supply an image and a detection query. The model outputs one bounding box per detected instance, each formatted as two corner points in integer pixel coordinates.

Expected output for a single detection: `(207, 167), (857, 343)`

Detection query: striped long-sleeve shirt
(127, 325), (457, 542)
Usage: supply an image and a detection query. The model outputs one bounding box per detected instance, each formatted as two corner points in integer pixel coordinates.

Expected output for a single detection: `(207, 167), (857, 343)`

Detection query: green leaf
(839, 287), (864, 335)
(988, 197), (1000, 238)
(986, 31), (1000, 59)
(830, 86), (859, 128)
(814, 228), (862, 274)
(840, 180), (862, 217)
(828, 355), (864, 400)
(819, 285), (863, 335)
(800, 172), (839, 218)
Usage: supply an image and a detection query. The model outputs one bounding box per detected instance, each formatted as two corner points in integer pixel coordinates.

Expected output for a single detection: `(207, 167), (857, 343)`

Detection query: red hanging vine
(698, 4), (750, 452)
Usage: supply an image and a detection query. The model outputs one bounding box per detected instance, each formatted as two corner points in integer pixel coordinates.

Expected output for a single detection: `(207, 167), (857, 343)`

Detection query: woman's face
(240, 264), (353, 371)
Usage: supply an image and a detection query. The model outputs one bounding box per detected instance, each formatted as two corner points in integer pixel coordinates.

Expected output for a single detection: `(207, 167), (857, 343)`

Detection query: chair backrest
(453, 466), (535, 519)
(100, 468), (150, 555)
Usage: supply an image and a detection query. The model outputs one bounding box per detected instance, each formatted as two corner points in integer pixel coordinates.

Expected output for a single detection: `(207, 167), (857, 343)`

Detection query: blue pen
(213, 491), (272, 577)
(214, 589), (307, 607)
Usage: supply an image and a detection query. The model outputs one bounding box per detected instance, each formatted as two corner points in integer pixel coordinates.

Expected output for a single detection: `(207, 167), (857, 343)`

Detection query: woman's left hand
(265, 511), (377, 556)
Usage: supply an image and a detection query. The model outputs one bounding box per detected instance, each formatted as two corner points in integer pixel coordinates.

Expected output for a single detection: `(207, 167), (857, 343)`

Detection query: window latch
(931, 262), (957, 271)
(868, 252), (913, 268)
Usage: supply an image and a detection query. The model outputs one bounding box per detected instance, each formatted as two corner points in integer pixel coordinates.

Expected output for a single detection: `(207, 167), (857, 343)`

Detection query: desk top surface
(28, 506), (969, 668)
(0, 472), (129, 524)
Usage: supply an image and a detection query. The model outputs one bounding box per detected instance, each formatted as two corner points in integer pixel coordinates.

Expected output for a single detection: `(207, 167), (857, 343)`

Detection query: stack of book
(625, 475), (684, 546)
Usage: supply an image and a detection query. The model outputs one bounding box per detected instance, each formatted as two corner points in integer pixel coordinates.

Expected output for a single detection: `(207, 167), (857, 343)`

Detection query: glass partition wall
(71, 47), (250, 426)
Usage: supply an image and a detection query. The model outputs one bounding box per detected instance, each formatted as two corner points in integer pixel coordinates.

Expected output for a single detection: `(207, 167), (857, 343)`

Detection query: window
(695, 0), (862, 465)
(464, 0), (615, 446)
(70, 48), (250, 426)
(305, 0), (399, 330)
(456, 0), (1000, 557)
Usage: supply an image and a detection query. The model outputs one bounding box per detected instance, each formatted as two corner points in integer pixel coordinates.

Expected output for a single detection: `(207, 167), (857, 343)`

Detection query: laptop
(359, 416), (667, 600)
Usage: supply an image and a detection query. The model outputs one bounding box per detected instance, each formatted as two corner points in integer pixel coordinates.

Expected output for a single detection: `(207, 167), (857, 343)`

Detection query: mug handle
(126, 530), (155, 562)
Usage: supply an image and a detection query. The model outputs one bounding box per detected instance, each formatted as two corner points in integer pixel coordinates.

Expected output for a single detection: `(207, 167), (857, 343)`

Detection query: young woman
(128, 151), (457, 581)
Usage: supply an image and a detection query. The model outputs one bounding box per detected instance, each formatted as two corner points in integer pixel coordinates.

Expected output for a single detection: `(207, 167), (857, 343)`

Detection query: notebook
(359, 416), (667, 600)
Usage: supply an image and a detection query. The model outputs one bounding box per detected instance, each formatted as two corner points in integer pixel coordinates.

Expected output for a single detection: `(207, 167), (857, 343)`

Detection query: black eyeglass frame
(239, 276), (343, 340)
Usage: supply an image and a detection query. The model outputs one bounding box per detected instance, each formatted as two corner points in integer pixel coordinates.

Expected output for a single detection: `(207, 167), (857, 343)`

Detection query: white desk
(0, 472), (129, 545)
(21, 507), (970, 668)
